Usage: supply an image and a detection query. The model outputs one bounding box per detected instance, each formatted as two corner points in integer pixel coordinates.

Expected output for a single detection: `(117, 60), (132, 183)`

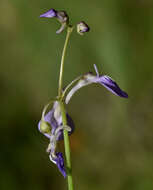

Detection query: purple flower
(38, 101), (74, 178)
(38, 101), (75, 140)
(40, 9), (57, 18)
(40, 9), (69, 34)
(65, 64), (128, 104)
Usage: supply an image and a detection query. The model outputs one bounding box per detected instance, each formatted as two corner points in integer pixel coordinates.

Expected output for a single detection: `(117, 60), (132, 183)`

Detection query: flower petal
(97, 75), (128, 98)
(40, 9), (57, 18)
(55, 152), (67, 178)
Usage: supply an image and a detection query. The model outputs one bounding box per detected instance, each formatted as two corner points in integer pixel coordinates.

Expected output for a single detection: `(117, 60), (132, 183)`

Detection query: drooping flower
(65, 64), (128, 104)
(40, 9), (69, 34)
(38, 101), (74, 177)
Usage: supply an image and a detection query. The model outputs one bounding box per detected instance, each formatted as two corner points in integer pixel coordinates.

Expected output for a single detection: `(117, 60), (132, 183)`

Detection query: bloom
(65, 64), (128, 104)
(40, 9), (69, 34)
(38, 101), (74, 177)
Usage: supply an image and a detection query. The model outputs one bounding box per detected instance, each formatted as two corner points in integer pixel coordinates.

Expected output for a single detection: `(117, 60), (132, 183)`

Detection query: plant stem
(58, 26), (73, 96)
(60, 101), (74, 190)
(58, 26), (74, 190)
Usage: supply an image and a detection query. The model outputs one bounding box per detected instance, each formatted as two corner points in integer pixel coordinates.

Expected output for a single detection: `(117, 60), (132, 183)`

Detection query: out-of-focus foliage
(1, 0), (153, 189)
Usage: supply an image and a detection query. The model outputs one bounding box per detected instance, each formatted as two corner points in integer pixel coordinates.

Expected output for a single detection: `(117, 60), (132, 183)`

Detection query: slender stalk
(62, 75), (82, 100)
(58, 26), (73, 96)
(60, 101), (74, 190)
(58, 26), (74, 190)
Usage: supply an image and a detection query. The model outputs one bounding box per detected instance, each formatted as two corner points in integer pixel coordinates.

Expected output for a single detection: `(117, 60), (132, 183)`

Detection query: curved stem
(62, 75), (82, 100)
(58, 26), (73, 97)
(41, 99), (56, 120)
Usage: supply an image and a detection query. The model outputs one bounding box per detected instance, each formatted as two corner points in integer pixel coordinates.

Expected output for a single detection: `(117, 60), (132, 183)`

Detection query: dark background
(1, 0), (153, 189)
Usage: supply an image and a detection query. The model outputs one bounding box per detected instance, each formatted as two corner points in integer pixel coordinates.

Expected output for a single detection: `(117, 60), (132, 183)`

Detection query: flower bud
(40, 120), (51, 133)
(77, 21), (90, 35)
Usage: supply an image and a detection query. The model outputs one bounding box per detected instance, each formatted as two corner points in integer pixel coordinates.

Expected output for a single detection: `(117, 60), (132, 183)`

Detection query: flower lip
(97, 75), (128, 98)
(40, 9), (57, 18)
(54, 152), (67, 178)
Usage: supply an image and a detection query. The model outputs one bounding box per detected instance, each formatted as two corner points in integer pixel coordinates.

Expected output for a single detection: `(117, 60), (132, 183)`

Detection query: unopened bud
(40, 120), (51, 133)
(77, 21), (90, 35)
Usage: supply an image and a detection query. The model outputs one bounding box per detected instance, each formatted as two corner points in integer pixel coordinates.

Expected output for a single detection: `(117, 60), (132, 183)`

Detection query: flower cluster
(40, 8), (89, 35)
(38, 8), (128, 178)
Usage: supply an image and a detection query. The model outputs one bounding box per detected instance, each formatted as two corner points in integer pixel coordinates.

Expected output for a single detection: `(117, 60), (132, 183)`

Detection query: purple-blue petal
(97, 75), (128, 98)
(40, 9), (57, 18)
(55, 152), (67, 178)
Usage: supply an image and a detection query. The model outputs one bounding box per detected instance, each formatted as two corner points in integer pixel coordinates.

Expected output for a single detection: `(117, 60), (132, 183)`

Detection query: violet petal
(97, 75), (128, 98)
(40, 9), (57, 18)
(55, 152), (67, 178)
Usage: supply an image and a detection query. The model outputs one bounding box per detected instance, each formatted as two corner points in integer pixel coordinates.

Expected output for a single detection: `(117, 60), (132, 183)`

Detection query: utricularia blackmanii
(38, 8), (128, 189)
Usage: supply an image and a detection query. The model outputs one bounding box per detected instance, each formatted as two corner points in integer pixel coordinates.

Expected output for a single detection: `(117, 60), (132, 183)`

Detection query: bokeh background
(1, 0), (153, 189)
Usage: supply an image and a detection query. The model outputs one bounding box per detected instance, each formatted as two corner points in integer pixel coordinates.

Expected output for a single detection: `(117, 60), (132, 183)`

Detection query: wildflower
(38, 101), (74, 177)
(65, 64), (128, 104)
(77, 21), (90, 35)
(40, 9), (69, 34)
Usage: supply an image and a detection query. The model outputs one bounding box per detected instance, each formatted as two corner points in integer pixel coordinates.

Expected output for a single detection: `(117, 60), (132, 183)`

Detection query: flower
(38, 101), (74, 177)
(40, 9), (69, 34)
(65, 64), (128, 104)
(77, 21), (90, 35)
(38, 101), (74, 140)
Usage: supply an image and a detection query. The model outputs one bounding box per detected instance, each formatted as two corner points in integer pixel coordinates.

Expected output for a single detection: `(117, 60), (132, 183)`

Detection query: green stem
(58, 26), (74, 190)
(58, 26), (73, 96)
(60, 101), (74, 190)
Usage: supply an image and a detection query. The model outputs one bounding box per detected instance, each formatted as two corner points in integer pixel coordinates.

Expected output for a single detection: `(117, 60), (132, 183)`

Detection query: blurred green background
(1, 0), (153, 189)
